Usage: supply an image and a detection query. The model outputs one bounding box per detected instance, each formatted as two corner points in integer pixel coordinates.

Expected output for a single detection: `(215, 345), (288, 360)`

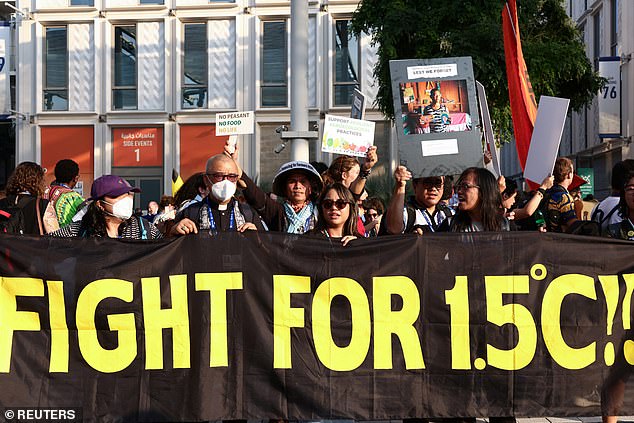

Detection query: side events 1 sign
(113, 127), (163, 167)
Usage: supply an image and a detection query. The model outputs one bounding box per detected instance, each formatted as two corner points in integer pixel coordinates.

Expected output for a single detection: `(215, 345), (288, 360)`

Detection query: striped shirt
(423, 104), (450, 133)
(49, 216), (163, 239)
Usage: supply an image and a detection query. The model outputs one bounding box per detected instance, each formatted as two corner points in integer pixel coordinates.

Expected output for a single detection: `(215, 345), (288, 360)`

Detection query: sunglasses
(421, 182), (443, 190)
(322, 199), (350, 210)
(206, 173), (239, 183)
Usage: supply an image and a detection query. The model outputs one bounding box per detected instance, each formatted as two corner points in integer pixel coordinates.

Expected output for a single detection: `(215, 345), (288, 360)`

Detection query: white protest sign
(322, 114), (375, 158)
(407, 64), (458, 80)
(215, 111), (255, 136)
(524, 96), (570, 185)
(476, 81), (501, 178)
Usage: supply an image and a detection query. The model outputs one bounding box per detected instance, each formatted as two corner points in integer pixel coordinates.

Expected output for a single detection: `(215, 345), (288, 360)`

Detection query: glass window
(261, 21), (287, 107)
(334, 20), (359, 106)
(182, 23), (208, 109)
(610, 0), (618, 56)
(44, 26), (68, 111)
(70, 0), (94, 6)
(140, 0), (164, 4)
(113, 25), (137, 110)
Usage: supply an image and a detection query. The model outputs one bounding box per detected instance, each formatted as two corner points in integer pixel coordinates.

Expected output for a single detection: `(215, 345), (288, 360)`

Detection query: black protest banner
(1, 232), (634, 421)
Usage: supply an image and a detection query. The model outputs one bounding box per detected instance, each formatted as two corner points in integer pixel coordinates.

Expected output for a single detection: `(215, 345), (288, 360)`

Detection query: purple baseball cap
(89, 175), (141, 200)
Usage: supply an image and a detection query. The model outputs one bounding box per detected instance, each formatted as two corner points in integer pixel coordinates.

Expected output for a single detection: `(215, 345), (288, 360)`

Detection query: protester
(322, 147), (378, 199)
(0, 161), (48, 235)
(438, 167), (509, 232)
(384, 165), (454, 234)
(49, 175), (161, 239)
(43, 159), (84, 231)
(363, 196), (384, 237)
(143, 201), (160, 223)
(311, 182), (361, 246)
(169, 154), (264, 236)
(592, 159), (634, 233)
(605, 171), (634, 240)
(155, 195), (176, 224)
(501, 175), (554, 223)
(225, 143), (322, 234)
(544, 157), (578, 233)
(322, 150), (378, 236)
(174, 172), (207, 212)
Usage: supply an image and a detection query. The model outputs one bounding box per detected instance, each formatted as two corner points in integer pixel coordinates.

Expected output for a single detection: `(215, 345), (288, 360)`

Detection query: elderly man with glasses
(383, 165), (454, 235)
(169, 154), (265, 236)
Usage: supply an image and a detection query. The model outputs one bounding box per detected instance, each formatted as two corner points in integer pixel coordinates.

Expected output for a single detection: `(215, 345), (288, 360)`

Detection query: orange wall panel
(179, 124), (227, 180)
(41, 126), (94, 197)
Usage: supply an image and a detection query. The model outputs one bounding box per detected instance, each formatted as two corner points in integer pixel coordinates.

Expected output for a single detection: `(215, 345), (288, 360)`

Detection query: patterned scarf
(284, 201), (315, 234)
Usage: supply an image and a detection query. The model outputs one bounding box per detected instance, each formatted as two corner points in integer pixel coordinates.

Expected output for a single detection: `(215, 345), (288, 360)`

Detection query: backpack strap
(237, 202), (255, 225)
(35, 197), (44, 235)
(404, 205), (416, 233)
(138, 216), (148, 240)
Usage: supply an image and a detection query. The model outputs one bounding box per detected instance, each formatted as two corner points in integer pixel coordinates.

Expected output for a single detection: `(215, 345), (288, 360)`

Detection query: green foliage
(351, 0), (605, 141)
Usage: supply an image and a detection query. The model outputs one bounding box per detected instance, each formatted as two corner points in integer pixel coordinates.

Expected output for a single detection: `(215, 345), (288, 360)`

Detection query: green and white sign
(215, 111), (255, 136)
(577, 168), (594, 198)
(322, 114), (375, 158)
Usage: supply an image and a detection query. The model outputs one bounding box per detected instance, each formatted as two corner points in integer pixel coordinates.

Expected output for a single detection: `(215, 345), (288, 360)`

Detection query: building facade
(13, 0), (394, 207)
(500, 0), (633, 198)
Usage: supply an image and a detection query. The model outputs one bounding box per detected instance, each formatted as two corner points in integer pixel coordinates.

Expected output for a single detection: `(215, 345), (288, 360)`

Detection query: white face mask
(211, 179), (236, 203)
(102, 196), (134, 220)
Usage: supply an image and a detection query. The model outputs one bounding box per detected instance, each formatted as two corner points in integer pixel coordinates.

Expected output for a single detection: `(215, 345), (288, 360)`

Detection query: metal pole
(289, 0), (310, 162)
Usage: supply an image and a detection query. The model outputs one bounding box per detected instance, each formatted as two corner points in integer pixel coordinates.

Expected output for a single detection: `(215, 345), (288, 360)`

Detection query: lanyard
(138, 217), (147, 240)
(206, 199), (235, 235)
(421, 209), (435, 231)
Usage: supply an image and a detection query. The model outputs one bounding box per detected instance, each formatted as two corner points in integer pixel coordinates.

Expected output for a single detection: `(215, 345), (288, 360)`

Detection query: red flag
(502, 0), (538, 171)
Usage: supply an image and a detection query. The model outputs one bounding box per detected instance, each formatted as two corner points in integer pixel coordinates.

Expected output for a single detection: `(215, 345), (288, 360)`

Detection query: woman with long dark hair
(438, 167), (509, 232)
(0, 161), (48, 235)
(312, 183), (361, 246)
(49, 175), (161, 239)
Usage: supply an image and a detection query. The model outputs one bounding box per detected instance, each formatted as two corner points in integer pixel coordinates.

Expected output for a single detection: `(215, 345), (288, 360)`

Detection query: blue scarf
(284, 202), (315, 234)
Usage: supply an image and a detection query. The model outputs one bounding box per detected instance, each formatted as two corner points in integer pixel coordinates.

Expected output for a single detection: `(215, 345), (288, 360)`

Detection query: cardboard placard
(523, 96), (570, 185)
(390, 57), (482, 177)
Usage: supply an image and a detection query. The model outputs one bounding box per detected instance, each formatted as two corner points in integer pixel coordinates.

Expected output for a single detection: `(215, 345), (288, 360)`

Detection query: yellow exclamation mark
(599, 275), (619, 366)
(621, 274), (634, 365)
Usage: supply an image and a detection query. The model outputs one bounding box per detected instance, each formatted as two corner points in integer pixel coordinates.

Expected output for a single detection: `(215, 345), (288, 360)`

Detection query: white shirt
(591, 196), (622, 233)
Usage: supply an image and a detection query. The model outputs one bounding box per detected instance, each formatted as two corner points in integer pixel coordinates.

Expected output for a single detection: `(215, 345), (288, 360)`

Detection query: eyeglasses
(421, 182), (443, 191)
(206, 173), (239, 183)
(455, 182), (480, 191)
(322, 199), (349, 210)
(625, 185), (634, 193)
